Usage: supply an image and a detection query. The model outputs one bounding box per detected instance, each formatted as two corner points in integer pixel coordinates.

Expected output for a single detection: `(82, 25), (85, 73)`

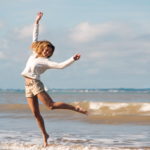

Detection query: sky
(0, 0), (150, 89)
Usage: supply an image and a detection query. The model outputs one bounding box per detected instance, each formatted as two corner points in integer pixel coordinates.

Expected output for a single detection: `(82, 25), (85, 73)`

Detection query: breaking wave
(1, 101), (150, 124)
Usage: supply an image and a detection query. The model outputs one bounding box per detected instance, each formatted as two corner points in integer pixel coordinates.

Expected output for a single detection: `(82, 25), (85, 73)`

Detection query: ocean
(0, 88), (150, 150)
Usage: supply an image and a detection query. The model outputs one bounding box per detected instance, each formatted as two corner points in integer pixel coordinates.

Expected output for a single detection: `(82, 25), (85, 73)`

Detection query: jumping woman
(21, 12), (87, 147)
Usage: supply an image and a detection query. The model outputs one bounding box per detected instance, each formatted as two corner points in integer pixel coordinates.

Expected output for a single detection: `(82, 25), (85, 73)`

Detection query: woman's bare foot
(43, 133), (49, 147)
(75, 105), (88, 115)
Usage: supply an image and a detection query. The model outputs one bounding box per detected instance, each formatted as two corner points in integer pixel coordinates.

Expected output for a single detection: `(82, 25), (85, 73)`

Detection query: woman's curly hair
(31, 41), (55, 58)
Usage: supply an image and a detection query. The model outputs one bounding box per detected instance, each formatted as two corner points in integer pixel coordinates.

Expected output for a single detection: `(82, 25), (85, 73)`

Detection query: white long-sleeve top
(21, 23), (75, 80)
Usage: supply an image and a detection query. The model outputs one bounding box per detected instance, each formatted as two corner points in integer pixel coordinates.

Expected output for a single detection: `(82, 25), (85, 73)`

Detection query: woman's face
(42, 45), (53, 58)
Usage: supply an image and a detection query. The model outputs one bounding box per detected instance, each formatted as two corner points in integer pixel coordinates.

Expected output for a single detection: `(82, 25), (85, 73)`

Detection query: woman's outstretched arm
(46, 54), (81, 69)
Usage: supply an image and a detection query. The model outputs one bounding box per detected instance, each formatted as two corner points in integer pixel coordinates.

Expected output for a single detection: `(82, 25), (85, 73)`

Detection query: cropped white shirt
(21, 23), (75, 80)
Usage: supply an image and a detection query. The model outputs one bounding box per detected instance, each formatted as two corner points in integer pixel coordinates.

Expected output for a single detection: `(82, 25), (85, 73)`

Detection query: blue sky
(0, 0), (150, 89)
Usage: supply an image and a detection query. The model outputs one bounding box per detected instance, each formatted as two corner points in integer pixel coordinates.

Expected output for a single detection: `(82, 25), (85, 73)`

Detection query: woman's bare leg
(37, 91), (87, 114)
(27, 96), (49, 147)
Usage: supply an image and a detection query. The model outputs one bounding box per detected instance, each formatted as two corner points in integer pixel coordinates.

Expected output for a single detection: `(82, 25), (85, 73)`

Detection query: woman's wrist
(35, 12), (43, 24)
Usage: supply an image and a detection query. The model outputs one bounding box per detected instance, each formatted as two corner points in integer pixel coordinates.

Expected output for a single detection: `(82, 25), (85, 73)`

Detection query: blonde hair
(31, 41), (55, 57)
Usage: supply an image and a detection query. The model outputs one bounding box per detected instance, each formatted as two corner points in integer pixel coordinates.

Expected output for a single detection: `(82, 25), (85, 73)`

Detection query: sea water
(0, 89), (150, 150)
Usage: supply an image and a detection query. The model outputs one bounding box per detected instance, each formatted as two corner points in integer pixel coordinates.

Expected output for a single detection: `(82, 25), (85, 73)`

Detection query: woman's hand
(35, 12), (43, 24)
(73, 54), (81, 61)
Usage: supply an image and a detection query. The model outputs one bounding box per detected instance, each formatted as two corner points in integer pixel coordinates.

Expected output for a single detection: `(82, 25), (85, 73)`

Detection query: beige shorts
(25, 79), (45, 98)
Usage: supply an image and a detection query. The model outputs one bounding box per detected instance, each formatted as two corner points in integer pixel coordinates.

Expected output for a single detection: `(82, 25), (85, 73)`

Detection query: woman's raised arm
(32, 12), (43, 42)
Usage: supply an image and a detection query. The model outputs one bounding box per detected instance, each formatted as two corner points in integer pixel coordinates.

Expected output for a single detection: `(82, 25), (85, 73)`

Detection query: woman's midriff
(23, 76), (36, 86)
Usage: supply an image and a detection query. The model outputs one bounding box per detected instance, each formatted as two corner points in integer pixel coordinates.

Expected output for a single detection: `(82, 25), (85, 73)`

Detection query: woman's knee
(48, 102), (54, 110)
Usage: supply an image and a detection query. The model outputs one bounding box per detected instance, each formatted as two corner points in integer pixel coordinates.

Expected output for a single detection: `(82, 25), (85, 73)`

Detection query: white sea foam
(89, 102), (103, 110)
(1, 142), (149, 150)
(0, 129), (150, 150)
(89, 102), (128, 110)
(139, 103), (150, 112)
(106, 103), (128, 110)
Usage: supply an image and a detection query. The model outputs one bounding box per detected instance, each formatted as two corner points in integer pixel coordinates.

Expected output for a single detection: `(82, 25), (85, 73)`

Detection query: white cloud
(87, 51), (106, 59)
(0, 23), (3, 28)
(15, 24), (33, 39)
(69, 22), (134, 43)
(0, 51), (6, 59)
(78, 34), (150, 77)
(0, 39), (9, 60)
(0, 39), (9, 49)
(15, 24), (44, 39)
(0, 21), (4, 28)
